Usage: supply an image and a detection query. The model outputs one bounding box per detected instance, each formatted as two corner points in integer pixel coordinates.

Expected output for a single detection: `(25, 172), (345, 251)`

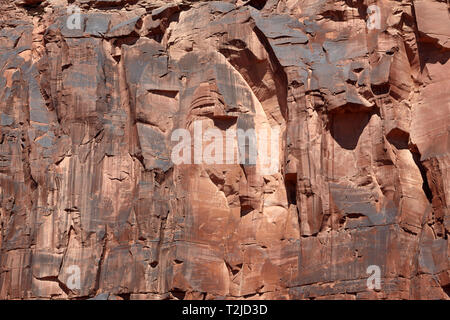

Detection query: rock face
(0, 0), (449, 300)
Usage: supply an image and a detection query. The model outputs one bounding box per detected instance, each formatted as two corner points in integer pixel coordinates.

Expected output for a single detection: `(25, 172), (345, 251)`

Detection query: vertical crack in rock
(0, 0), (449, 300)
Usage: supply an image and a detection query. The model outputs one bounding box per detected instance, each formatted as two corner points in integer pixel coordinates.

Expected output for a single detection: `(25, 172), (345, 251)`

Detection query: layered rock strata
(0, 0), (449, 299)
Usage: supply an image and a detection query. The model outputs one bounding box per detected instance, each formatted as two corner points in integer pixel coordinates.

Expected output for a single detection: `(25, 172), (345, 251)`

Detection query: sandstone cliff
(0, 0), (449, 299)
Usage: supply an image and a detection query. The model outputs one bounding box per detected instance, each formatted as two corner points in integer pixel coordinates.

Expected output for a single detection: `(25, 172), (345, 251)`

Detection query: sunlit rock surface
(0, 0), (449, 299)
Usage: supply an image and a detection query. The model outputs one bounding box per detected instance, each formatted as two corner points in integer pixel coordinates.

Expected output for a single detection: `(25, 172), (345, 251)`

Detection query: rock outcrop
(0, 0), (448, 299)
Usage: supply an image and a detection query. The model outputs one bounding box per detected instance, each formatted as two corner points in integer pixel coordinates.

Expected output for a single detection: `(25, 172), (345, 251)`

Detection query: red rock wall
(0, 0), (448, 299)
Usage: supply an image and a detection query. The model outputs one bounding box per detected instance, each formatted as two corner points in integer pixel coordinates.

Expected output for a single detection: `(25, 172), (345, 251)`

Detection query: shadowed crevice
(411, 150), (433, 204)
(329, 111), (373, 150)
(247, 0), (268, 10)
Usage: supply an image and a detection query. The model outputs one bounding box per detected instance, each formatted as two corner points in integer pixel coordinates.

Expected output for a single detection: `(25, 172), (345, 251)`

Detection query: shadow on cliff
(329, 109), (376, 150)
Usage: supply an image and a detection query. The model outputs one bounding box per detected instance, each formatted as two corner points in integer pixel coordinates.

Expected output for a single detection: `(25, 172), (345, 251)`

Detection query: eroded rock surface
(0, 0), (449, 299)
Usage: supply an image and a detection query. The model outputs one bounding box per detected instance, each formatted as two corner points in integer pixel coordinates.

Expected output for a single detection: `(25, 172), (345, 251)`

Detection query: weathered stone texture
(0, 0), (449, 299)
